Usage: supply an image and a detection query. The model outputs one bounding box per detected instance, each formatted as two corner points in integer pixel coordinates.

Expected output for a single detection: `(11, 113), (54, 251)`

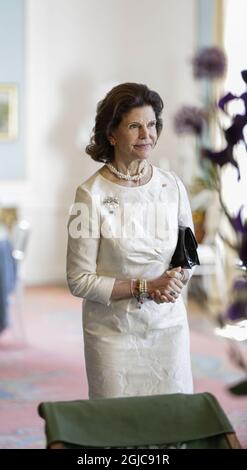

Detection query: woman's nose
(139, 125), (149, 139)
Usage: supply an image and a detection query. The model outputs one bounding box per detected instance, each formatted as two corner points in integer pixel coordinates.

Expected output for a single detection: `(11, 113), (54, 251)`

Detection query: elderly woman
(66, 82), (195, 399)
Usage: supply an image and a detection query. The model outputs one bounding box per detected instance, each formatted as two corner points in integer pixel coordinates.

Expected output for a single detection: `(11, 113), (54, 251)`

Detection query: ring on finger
(169, 290), (177, 297)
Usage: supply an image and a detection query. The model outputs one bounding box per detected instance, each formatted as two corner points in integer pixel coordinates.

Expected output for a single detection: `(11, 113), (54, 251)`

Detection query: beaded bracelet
(131, 278), (152, 309)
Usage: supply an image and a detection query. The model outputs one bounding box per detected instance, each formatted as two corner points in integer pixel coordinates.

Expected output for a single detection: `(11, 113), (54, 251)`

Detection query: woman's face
(110, 105), (158, 162)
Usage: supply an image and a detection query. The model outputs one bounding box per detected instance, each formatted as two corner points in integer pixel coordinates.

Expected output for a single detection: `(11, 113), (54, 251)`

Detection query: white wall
(0, 0), (197, 284)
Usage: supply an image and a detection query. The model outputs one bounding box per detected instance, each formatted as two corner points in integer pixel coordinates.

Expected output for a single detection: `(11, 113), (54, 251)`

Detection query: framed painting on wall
(0, 84), (18, 141)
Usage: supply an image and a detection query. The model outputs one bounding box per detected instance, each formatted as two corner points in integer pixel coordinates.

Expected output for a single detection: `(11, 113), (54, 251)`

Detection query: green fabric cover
(38, 392), (234, 449)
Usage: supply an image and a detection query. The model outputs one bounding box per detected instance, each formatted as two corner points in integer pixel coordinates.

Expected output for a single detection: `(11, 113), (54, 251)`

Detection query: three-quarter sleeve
(171, 172), (196, 279)
(66, 186), (116, 305)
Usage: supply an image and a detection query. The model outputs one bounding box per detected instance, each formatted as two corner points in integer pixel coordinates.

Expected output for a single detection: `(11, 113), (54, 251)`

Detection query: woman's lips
(134, 144), (151, 149)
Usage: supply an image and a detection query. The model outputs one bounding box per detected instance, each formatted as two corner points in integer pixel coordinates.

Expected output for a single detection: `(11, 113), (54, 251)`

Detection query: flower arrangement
(174, 47), (227, 196)
(174, 46), (247, 394)
(174, 46), (247, 269)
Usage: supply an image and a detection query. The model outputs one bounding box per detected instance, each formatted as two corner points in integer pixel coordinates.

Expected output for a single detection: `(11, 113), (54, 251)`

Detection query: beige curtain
(213, 0), (225, 47)
(203, 0), (230, 315)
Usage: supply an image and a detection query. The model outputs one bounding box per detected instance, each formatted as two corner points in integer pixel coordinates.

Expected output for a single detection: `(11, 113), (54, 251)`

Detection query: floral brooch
(102, 196), (120, 214)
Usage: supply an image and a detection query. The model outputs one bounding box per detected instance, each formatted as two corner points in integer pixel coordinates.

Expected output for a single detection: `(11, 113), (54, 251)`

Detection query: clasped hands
(149, 267), (185, 304)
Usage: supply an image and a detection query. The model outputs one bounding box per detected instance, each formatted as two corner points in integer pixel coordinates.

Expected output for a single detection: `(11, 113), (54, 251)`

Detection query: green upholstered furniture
(38, 392), (241, 449)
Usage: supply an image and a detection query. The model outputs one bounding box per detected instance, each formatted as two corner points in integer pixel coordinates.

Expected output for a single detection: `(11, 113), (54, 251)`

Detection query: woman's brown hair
(85, 82), (164, 163)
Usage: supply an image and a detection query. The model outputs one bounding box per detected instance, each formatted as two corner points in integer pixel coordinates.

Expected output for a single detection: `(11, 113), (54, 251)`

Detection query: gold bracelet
(138, 279), (149, 299)
(139, 279), (147, 294)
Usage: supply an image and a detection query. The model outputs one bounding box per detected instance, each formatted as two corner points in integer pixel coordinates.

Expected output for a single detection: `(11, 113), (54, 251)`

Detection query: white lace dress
(66, 165), (194, 399)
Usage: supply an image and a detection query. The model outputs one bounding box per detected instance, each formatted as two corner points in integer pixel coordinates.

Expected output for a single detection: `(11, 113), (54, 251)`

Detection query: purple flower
(227, 302), (247, 322)
(174, 106), (205, 136)
(218, 84), (247, 150)
(219, 90), (247, 116)
(218, 92), (237, 113)
(231, 208), (247, 266)
(224, 114), (247, 147)
(241, 70), (247, 84)
(240, 92), (247, 114)
(226, 278), (247, 321)
(240, 234), (247, 267)
(231, 207), (247, 234)
(193, 47), (227, 79)
(202, 145), (240, 179)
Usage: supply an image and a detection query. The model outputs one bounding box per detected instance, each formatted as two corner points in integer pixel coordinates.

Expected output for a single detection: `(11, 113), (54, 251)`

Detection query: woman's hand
(150, 289), (170, 304)
(148, 267), (184, 304)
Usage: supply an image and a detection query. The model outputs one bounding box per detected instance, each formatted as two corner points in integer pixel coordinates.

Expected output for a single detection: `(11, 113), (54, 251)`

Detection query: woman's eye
(128, 122), (156, 129)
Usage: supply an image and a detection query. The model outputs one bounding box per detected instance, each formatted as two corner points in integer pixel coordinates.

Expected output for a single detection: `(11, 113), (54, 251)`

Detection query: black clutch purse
(170, 225), (200, 269)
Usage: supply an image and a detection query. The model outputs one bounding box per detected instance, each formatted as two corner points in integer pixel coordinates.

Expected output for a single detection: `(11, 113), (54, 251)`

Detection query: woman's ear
(108, 135), (116, 146)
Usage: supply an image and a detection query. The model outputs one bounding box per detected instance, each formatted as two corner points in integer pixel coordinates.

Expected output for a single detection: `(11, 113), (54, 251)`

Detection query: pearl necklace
(106, 160), (149, 181)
